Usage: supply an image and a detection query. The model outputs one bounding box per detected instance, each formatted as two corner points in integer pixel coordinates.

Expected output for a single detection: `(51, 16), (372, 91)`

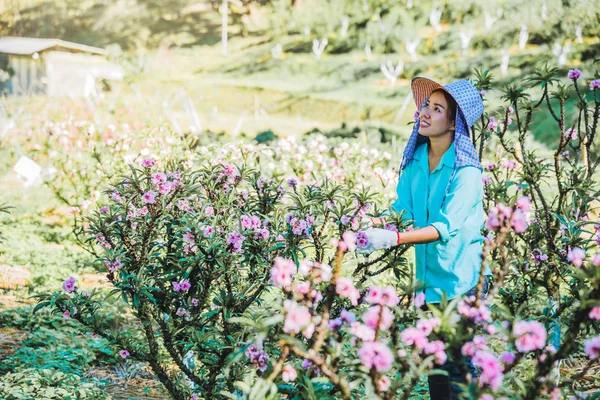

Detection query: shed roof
(0, 37), (106, 56)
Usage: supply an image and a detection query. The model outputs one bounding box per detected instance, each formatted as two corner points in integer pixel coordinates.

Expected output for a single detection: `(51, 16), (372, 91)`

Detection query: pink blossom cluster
(339, 215), (359, 230)
(356, 231), (369, 247)
(358, 341), (394, 372)
(472, 351), (503, 391)
(488, 115), (497, 132)
(283, 300), (312, 336)
(335, 277), (360, 306)
(364, 286), (400, 307)
(590, 307), (600, 321)
(457, 299), (492, 324)
(500, 158), (518, 170)
(182, 232), (198, 254)
(126, 205), (149, 221)
(95, 233), (112, 248)
(176, 307), (191, 320)
(226, 231), (246, 253)
(63, 276), (76, 293)
(485, 203), (528, 233)
(590, 79), (600, 90)
(531, 248), (549, 265)
(513, 320), (547, 353)
(567, 69), (581, 79)
(462, 335), (488, 357)
(282, 364), (297, 382)
(245, 345), (269, 372)
(286, 213), (315, 236)
(330, 231), (357, 252)
(104, 258), (122, 272)
(271, 257), (296, 289)
(241, 215), (262, 230)
(563, 128), (577, 140)
(172, 279), (191, 292)
(566, 247), (586, 267)
(141, 158), (155, 168)
(584, 335), (600, 360)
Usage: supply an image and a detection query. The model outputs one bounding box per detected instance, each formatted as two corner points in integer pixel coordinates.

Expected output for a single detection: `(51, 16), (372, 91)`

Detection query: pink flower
(365, 286), (383, 304)
(499, 351), (516, 364)
(342, 231), (357, 252)
(508, 106), (514, 114)
(151, 172), (167, 186)
(515, 196), (532, 213)
(203, 226), (214, 237)
(158, 181), (172, 195)
(487, 115), (497, 132)
(120, 349), (130, 359)
(413, 292), (425, 308)
(381, 286), (400, 307)
(142, 190), (157, 204)
(141, 158), (155, 168)
(356, 231), (369, 247)
(589, 307), (600, 321)
(424, 340), (447, 365)
(486, 163), (495, 171)
(416, 317), (441, 336)
(378, 376), (391, 392)
(283, 300), (311, 334)
(511, 208), (528, 233)
(362, 306), (393, 330)
(282, 364), (297, 382)
(479, 89), (487, 97)
(482, 176), (492, 186)
(271, 257), (296, 289)
(550, 388), (561, 400)
(172, 281), (181, 292)
(63, 276), (76, 293)
(472, 351), (503, 391)
(480, 395), (494, 400)
(340, 309), (356, 324)
(462, 336), (488, 357)
(513, 321), (547, 353)
(63, 310), (71, 319)
(205, 206), (214, 216)
(401, 327), (428, 350)
(568, 69), (582, 79)
(180, 279), (191, 291)
(335, 277), (360, 306)
(590, 79), (600, 90)
(350, 322), (376, 342)
(592, 253), (600, 267)
(358, 341), (394, 372)
(564, 128), (577, 140)
(567, 247), (586, 267)
(584, 335), (600, 360)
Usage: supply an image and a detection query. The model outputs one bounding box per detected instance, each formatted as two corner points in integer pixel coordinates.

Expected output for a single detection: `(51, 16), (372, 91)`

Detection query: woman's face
(417, 91), (455, 138)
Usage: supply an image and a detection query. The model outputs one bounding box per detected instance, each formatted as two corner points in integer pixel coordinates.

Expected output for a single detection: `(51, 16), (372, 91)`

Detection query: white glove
(356, 228), (398, 254)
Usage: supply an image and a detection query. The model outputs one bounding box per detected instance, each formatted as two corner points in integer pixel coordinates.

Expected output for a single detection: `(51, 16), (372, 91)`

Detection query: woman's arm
(397, 226), (440, 245)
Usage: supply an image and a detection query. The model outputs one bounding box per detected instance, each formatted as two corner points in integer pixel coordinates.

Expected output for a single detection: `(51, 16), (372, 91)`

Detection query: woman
(357, 77), (490, 399)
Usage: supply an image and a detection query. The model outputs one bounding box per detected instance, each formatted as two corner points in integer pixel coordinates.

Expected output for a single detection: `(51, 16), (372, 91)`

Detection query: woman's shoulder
(453, 165), (483, 186)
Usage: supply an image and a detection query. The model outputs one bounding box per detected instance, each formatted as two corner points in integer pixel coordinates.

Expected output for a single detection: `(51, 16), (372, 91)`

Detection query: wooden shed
(0, 37), (124, 97)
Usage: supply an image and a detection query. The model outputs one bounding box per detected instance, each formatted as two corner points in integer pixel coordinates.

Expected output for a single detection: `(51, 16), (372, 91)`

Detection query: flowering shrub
(34, 158), (404, 399)
(32, 66), (600, 399)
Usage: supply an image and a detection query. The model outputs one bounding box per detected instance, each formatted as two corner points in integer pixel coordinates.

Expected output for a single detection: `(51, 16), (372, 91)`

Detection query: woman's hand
(356, 228), (399, 254)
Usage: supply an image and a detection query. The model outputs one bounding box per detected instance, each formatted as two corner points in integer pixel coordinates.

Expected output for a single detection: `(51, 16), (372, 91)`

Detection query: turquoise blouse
(390, 141), (486, 304)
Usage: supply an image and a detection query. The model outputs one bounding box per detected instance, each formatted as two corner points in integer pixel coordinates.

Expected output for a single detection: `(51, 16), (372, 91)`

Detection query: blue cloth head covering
(401, 77), (484, 170)
(400, 77), (484, 208)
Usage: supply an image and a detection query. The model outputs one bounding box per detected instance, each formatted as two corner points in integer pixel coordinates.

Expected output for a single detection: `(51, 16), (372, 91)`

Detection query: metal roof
(0, 37), (106, 56)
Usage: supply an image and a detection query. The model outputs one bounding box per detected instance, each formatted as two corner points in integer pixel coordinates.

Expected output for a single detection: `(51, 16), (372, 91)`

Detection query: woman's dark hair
(431, 89), (457, 123)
